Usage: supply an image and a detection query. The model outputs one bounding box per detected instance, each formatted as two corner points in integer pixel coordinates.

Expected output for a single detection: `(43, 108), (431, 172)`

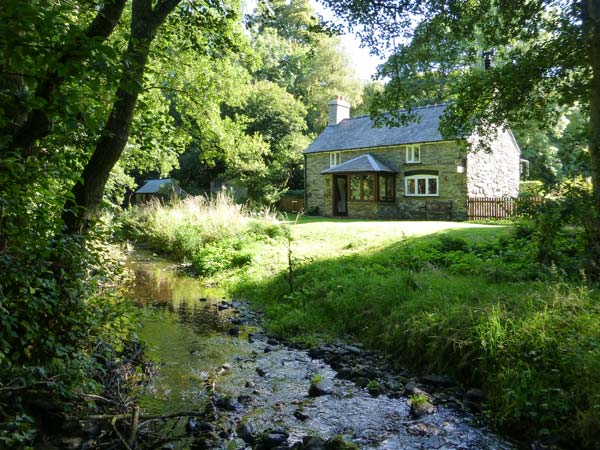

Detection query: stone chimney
(327, 96), (350, 126)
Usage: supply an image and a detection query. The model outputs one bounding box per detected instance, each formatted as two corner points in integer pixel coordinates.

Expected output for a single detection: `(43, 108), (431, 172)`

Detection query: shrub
(121, 192), (282, 277)
(517, 177), (594, 274)
(0, 235), (137, 446)
(437, 235), (469, 253)
(519, 180), (545, 197)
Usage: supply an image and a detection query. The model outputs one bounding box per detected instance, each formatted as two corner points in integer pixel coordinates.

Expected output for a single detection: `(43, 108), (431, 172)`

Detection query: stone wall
(467, 129), (521, 197)
(305, 142), (469, 220)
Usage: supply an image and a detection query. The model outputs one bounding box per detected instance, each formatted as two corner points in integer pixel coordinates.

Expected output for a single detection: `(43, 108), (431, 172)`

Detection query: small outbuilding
(134, 178), (186, 204)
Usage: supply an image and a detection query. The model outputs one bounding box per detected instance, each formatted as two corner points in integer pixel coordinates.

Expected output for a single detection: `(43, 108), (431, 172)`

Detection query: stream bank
(129, 250), (516, 450)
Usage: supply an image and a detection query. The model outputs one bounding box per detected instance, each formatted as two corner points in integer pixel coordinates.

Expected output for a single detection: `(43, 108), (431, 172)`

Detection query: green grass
(232, 218), (599, 448)
(123, 202), (599, 449)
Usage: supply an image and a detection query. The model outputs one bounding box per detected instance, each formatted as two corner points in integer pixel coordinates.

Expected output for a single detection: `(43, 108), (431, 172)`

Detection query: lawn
(285, 215), (508, 256)
(239, 216), (510, 283)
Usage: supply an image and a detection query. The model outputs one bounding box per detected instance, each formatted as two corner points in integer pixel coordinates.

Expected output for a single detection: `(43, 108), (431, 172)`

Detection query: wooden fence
(277, 196), (305, 213)
(468, 196), (542, 220)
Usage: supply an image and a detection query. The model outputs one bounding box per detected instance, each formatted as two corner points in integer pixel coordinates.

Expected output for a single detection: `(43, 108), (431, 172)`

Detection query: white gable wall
(466, 128), (521, 197)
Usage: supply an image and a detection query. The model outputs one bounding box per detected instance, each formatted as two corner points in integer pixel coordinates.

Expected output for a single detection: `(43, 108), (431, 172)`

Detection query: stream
(129, 250), (517, 450)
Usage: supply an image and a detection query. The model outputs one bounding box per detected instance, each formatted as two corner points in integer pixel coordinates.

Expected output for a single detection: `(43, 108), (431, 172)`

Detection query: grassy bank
(122, 198), (600, 449)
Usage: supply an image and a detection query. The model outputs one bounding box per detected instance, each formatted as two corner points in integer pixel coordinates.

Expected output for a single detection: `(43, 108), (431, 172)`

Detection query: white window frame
(330, 151), (342, 167)
(405, 175), (439, 196)
(405, 145), (421, 163)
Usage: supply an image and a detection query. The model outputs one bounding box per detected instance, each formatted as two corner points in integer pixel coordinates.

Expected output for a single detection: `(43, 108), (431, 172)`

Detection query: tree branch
(154, 0), (183, 23)
(6, 0), (127, 155)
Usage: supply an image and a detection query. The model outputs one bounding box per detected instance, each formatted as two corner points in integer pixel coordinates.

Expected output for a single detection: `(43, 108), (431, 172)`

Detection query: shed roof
(305, 104), (448, 154)
(321, 154), (398, 174)
(135, 178), (183, 194)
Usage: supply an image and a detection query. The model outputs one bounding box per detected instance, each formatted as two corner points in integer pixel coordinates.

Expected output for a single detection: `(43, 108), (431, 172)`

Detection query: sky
(307, 0), (384, 81)
(244, 0), (385, 82)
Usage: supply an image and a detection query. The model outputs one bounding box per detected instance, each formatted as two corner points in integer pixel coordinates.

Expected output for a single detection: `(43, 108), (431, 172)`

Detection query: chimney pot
(327, 97), (350, 126)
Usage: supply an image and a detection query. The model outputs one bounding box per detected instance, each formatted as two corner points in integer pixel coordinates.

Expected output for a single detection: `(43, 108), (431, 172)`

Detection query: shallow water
(129, 250), (515, 450)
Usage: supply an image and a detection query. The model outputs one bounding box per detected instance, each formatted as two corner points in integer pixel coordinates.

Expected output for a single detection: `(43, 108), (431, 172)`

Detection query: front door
(333, 175), (347, 216)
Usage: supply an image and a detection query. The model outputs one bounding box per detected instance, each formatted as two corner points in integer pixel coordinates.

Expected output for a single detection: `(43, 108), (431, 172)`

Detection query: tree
(322, 0), (600, 259)
(248, 0), (363, 133)
(0, 1), (250, 443)
(228, 80), (311, 201)
(352, 81), (384, 116)
(1, 0), (244, 236)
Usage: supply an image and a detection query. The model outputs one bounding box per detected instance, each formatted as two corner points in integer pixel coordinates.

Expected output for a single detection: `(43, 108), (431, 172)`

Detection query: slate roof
(305, 104), (448, 154)
(135, 178), (184, 195)
(321, 154), (398, 174)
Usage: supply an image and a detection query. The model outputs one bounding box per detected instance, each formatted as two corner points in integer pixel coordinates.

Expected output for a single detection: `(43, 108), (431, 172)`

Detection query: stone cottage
(303, 98), (521, 220)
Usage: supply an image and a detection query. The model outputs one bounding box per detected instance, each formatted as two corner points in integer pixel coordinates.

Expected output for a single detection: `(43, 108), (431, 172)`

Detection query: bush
(436, 235), (470, 253)
(518, 177), (595, 274)
(0, 235), (136, 447)
(120, 192), (282, 277)
(192, 236), (254, 276)
(519, 180), (545, 197)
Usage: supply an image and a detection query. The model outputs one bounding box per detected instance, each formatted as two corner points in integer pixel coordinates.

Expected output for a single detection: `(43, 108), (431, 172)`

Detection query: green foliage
(232, 223), (600, 447)
(224, 80), (311, 203)
(247, 0), (362, 134)
(0, 232), (137, 446)
(120, 193), (283, 278)
(367, 379), (381, 396)
(409, 393), (429, 408)
(324, 435), (361, 450)
(311, 373), (324, 384)
(192, 236), (254, 276)
(522, 177), (597, 272)
(519, 180), (545, 197)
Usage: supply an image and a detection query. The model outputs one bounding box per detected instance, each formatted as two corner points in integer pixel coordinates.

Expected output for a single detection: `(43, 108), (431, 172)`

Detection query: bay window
(350, 174), (375, 201)
(348, 173), (394, 202)
(378, 174), (395, 202)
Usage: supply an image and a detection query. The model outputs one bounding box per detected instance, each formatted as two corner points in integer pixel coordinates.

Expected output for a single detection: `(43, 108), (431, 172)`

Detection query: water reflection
(128, 252), (253, 420)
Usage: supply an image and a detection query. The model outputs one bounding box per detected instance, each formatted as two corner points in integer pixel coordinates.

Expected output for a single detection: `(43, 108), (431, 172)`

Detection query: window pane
(414, 147), (420, 162)
(379, 175), (394, 201)
(418, 178), (426, 194)
(386, 177), (395, 199)
(378, 176), (386, 200)
(363, 175), (374, 201)
(350, 176), (361, 200)
(428, 177), (437, 195)
(330, 152), (341, 166)
(407, 179), (415, 194)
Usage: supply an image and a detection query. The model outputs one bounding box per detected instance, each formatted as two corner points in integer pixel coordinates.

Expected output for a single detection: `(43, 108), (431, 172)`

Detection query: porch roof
(321, 153), (398, 174)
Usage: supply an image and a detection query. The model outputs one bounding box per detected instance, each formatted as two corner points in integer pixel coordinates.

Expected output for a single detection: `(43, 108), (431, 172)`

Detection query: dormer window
(406, 145), (420, 163)
(330, 152), (342, 167)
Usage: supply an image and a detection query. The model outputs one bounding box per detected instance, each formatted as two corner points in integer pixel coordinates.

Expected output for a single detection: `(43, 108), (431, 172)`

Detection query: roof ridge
(336, 103), (447, 123)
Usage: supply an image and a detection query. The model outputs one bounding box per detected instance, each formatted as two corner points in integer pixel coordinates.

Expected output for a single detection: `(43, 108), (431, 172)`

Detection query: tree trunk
(584, 0), (600, 270)
(62, 0), (181, 234)
(3, 0), (127, 156)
